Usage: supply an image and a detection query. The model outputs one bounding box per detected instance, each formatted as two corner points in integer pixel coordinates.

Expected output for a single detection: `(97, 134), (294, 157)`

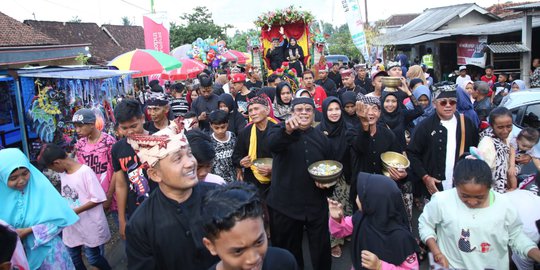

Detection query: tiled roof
(101, 24), (145, 51)
(485, 1), (536, 19)
(0, 12), (59, 46)
(485, 42), (530, 53)
(24, 20), (124, 64)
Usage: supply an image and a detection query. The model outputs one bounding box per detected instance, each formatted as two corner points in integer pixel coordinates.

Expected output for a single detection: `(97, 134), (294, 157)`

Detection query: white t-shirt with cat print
(419, 188), (536, 270)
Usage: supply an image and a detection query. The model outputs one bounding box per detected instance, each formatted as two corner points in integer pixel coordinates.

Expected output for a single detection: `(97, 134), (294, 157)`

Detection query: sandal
(331, 245), (342, 258)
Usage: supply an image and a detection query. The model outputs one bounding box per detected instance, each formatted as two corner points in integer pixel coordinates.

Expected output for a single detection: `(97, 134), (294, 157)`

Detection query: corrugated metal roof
(486, 42), (530, 53)
(505, 2), (540, 11)
(392, 33), (451, 45)
(435, 16), (540, 35)
(374, 3), (498, 45)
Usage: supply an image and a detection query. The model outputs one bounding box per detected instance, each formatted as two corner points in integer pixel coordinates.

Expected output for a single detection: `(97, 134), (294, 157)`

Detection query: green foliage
(327, 24), (361, 60)
(75, 53), (89, 65)
(326, 23), (381, 62)
(170, 6), (231, 48)
(121, 16), (132, 26)
(227, 29), (258, 52)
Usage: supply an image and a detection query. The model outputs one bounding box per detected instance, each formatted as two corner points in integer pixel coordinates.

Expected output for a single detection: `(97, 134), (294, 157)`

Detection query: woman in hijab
(380, 91), (423, 153)
(317, 97), (352, 258)
(286, 37), (304, 77)
(456, 85), (480, 129)
(406, 85), (434, 132)
(273, 82), (293, 121)
(511, 80), (526, 92)
(218, 93), (247, 135)
(459, 79), (475, 103)
(0, 148), (79, 270)
(328, 173), (419, 269)
(340, 91), (361, 129)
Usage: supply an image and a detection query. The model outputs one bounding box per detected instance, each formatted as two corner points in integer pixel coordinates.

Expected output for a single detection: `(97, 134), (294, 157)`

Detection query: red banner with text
(457, 35), (487, 68)
(143, 12), (170, 54)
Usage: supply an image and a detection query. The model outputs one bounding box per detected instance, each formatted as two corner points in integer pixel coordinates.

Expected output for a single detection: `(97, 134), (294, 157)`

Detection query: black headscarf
(352, 173), (418, 269)
(318, 97), (350, 175)
(275, 82), (292, 106)
(380, 91), (401, 130)
(288, 37), (300, 50)
(340, 91), (359, 127)
(319, 97), (345, 138)
(218, 93), (247, 135)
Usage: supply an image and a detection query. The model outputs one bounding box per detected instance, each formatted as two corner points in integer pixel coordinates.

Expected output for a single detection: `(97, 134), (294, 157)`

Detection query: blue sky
(3, 0), (518, 35)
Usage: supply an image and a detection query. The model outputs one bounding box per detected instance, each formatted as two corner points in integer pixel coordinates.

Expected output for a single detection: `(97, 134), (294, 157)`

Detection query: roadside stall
(0, 66), (137, 158)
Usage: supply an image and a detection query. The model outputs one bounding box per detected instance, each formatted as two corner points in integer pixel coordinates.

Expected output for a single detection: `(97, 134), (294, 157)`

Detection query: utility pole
(364, 0), (368, 25)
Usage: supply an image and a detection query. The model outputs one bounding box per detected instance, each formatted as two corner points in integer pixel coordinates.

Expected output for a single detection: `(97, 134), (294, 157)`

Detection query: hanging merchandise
(29, 80), (61, 143)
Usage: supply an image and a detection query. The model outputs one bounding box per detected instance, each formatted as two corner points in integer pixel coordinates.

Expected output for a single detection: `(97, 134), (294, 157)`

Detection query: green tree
(121, 16), (132, 26)
(327, 24), (361, 60)
(227, 29), (257, 52)
(170, 6), (231, 47)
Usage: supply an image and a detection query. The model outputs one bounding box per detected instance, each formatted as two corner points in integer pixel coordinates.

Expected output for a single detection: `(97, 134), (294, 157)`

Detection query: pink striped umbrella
(221, 50), (248, 64)
(161, 59), (207, 81)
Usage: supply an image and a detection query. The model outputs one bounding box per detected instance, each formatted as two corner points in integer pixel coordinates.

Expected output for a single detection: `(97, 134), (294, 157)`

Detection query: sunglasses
(438, 98), (457, 106)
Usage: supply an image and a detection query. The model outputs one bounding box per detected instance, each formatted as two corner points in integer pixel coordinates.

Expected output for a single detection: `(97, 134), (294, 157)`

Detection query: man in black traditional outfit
(125, 121), (219, 270)
(266, 97), (333, 270)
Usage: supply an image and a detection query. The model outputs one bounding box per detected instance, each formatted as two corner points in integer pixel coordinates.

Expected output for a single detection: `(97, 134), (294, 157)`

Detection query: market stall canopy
(161, 59), (206, 81)
(221, 50), (248, 64)
(108, 49), (182, 78)
(17, 68), (139, 79)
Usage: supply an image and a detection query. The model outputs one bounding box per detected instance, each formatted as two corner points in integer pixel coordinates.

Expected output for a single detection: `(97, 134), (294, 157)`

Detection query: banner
(143, 12), (170, 54)
(342, 0), (369, 62)
(457, 35), (487, 68)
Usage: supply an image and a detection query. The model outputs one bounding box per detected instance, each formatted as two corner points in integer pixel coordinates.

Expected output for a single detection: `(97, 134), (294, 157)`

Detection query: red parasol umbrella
(221, 50), (248, 64)
(161, 59), (207, 81)
(108, 49), (181, 78)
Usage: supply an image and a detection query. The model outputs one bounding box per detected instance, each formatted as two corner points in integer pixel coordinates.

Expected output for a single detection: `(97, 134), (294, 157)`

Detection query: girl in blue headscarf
(0, 148), (78, 270)
(456, 85), (480, 128)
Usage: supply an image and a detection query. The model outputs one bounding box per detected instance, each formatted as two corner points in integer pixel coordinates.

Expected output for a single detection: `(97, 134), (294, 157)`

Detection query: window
(522, 104), (540, 129)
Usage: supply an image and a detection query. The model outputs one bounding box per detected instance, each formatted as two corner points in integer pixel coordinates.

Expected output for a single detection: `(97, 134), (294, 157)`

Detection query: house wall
(441, 11), (495, 30)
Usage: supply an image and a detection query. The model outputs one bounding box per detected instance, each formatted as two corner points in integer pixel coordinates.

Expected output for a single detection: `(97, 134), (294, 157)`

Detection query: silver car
(500, 88), (540, 173)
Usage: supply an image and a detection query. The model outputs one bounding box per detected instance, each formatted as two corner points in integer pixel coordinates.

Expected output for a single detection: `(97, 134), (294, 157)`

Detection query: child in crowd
(0, 221), (29, 270)
(40, 144), (112, 270)
(493, 73), (512, 106)
(328, 172), (419, 269)
(209, 110), (237, 183)
(169, 83), (190, 118)
(72, 108), (117, 215)
(419, 158), (540, 269)
(186, 130), (226, 185)
(509, 127), (540, 179)
(480, 65), (497, 89)
(201, 182), (298, 270)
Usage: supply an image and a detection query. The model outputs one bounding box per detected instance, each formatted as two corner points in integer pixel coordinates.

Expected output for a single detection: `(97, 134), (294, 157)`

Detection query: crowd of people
(1, 55), (540, 270)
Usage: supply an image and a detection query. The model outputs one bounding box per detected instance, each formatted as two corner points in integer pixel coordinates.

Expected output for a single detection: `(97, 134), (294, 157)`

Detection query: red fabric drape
(261, 22), (310, 69)
(261, 22), (306, 41)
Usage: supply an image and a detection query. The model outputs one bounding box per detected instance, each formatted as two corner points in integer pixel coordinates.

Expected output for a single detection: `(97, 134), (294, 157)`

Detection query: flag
(143, 12), (170, 54)
(342, 0), (369, 62)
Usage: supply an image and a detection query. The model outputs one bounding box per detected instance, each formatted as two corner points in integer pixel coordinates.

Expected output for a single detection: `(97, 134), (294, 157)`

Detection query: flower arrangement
(255, 6), (314, 28)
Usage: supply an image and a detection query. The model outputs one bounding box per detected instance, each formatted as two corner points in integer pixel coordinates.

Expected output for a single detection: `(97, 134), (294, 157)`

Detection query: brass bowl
(380, 151), (410, 177)
(308, 160), (343, 184)
(253, 158), (273, 167)
(382, 76), (401, 90)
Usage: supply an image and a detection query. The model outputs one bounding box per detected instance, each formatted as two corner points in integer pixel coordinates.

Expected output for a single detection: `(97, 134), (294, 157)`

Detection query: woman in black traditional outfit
(317, 97), (353, 258)
(286, 38), (304, 77)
